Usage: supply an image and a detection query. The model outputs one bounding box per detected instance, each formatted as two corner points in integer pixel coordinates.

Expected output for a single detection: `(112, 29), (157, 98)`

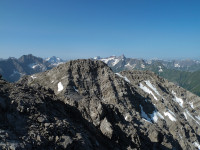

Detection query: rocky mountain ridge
(15, 59), (200, 150)
(0, 54), (65, 82)
(94, 55), (200, 96)
(1, 54), (200, 97)
(94, 55), (200, 72)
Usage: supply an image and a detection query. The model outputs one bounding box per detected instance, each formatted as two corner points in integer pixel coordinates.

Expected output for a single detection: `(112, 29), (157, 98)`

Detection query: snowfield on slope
(115, 73), (130, 83)
(139, 83), (158, 101)
(172, 90), (184, 107)
(145, 80), (161, 96)
(58, 82), (64, 92)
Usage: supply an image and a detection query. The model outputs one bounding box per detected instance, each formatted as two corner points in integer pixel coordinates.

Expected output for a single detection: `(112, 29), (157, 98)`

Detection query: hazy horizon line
(0, 53), (200, 61)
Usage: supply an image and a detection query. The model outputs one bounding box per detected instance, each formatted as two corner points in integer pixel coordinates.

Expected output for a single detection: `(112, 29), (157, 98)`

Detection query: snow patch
(140, 105), (151, 122)
(140, 105), (163, 123)
(141, 64), (145, 68)
(164, 110), (176, 121)
(150, 111), (164, 123)
(101, 56), (116, 64)
(28, 63), (47, 71)
(195, 116), (200, 121)
(46, 56), (65, 66)
(73, 86), (79, 92)
(159, 69), (163, 72)
(139, 83), (158, 101)
(168, 109), (176, 116)
(52, 62), (64, 66)
(58, 82), (64, 92)
(158, 66), (163, 72)
(189, 101), (194, 109)
(31, 75), (37, 79)
(46, 57), (50, 61)
(193, 142), (200, 150)
(115, 73), (130, 83)
(183, 112), (187, 120)
(145, 80), (161, 96)
(125, 63), (132, 68)
(174, 63), (180, 68)
(172, 90), (184, 107)
(185, 110), (200, 125)
(112, 59), (120, 66)
(29, 63), (40, 69)
(94, 56), (100, 60)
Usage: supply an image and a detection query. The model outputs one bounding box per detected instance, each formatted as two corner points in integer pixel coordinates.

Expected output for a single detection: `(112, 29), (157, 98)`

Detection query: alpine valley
(0, 58), (200, 149)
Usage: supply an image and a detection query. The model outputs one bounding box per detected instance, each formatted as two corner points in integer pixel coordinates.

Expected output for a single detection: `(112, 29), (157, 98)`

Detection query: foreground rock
(0, 76), (117, 149)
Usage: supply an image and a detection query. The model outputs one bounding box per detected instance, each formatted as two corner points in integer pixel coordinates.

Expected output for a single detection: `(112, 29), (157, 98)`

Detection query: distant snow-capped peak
(46, 56), (65, 66)
(94, 55), (126, 66)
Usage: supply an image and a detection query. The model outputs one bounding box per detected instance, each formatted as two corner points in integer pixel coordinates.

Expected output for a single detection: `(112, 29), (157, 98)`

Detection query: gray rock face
(1, 59), (200, 149)
(0, 77), (115, 150)
(0, 55), (66, 83)
(0, 54), (52, 82)
(100, 118), (113, 139)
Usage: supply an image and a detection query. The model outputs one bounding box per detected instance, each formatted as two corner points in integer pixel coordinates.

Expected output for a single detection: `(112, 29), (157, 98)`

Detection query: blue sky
(0, 0), (200, 59)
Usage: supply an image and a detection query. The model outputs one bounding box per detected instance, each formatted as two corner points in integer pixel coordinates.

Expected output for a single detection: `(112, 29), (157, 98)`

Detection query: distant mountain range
(0, 54), (65, 82)
(94, 55), (200, 72)
(94, 55), (200, 96)
(1, 54), (200, 96)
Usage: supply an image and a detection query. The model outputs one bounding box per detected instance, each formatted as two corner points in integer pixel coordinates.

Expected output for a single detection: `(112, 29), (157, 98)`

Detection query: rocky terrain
(1, 54), (200, 97)
(94, 55), (200, 72)
(0, 54), (52, 82)
(1, 59), (200, 149)
(0, 54), (65, 82)
(94, 55), (200, 96)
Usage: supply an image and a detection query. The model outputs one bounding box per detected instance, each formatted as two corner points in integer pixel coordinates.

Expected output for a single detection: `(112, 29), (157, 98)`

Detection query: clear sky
(0, 0), (200, 59)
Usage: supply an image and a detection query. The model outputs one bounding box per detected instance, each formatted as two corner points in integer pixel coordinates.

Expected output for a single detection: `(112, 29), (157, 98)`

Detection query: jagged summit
(0, 54), (52, 82)
(18, 54), (44, 63)
(0, 54), (65, 82)
(45, 56), (65, 66)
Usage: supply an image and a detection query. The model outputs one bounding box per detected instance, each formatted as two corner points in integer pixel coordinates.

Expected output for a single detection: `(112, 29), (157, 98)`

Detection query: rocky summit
(0, 59), (200, 150)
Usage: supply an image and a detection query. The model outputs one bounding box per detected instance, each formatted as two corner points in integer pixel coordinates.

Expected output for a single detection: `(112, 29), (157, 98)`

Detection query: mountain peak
(46, 56), (65, 66)
(118, 54), (126, 59)
(17, 58), (200, 149)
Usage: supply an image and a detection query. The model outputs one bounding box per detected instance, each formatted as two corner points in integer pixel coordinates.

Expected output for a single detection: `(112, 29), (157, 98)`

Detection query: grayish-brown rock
(1, 59), (200, 149)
